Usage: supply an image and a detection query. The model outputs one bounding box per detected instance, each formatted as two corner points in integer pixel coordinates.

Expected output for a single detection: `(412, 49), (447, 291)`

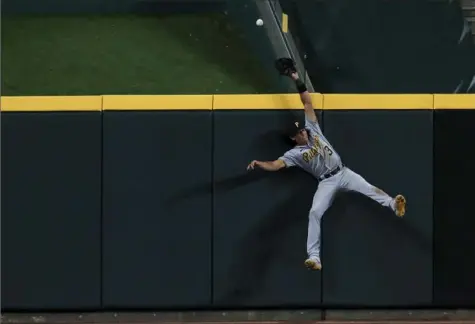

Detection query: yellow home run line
(282, 13), (288, 33)
(0, 94), (474, 111)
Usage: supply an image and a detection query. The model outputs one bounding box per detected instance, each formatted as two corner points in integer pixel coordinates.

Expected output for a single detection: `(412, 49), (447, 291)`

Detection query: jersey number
(324, 146), (333, 156)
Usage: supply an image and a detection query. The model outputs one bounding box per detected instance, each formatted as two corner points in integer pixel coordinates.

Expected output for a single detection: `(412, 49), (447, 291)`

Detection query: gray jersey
(279, 117), (342, 178)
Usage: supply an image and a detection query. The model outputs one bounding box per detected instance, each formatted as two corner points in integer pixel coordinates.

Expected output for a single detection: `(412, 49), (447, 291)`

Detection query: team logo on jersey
(302, 135), (323, 162)
(295, 122), (299, 128)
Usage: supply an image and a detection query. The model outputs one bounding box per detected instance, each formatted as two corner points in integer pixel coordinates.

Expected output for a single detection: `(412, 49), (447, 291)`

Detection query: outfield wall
(1, 94), (474, 310)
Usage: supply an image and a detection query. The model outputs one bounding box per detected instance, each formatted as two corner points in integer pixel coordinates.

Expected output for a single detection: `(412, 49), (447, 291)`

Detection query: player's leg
(305, 177), (339, 270)
(340, 167), (406, 217)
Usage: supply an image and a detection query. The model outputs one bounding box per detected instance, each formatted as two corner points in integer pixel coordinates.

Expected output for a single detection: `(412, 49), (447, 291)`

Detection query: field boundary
(1, 94), (474, 111)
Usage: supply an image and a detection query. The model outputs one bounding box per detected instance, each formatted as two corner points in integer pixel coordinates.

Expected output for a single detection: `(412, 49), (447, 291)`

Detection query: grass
(1, 14), (277, 96)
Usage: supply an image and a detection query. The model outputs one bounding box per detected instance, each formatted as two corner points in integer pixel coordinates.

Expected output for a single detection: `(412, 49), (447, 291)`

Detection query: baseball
(256, 19), (264, 26)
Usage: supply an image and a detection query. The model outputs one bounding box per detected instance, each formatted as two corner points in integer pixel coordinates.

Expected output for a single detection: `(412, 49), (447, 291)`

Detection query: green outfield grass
(1, 14), (276, 96)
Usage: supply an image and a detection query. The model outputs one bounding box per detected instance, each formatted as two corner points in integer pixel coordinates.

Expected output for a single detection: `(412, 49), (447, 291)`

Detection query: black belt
(319, 164), (344, 181)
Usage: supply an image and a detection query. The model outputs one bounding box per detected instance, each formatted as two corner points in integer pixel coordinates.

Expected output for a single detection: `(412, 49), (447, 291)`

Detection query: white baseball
(256, 19), (264, 26)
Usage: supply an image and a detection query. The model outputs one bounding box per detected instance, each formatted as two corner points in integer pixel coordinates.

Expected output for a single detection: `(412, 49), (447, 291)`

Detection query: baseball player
(247, 70), (406, 271)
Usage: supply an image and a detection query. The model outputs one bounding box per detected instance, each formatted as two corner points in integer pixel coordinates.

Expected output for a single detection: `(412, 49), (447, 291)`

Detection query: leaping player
(247, 62), (406, 271)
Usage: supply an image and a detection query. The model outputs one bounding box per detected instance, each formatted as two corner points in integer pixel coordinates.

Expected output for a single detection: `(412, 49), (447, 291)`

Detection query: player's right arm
(247, 159), (286, 172)
(247, 150), (296, 172)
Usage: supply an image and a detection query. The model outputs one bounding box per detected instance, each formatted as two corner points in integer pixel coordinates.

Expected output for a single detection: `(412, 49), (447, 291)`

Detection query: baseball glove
(275, 57), (297, 76)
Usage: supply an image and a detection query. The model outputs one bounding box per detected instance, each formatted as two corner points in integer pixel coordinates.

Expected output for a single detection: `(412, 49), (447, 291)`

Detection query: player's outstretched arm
(247, 159), (285, 172)
(290, 72), (318, 123)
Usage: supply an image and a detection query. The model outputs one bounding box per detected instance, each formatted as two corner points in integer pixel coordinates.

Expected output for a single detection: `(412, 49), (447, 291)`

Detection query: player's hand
(247, 160), (260, 171)
(290, 72), (299, 80)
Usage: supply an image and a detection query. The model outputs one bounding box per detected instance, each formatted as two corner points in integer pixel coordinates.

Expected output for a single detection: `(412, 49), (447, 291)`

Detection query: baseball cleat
(304, 258), (322, 271)
(394, 194), (406, 217)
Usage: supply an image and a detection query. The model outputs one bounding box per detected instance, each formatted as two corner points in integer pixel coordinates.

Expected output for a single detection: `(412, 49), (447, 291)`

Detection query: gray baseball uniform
(279, 117), (397, 264)
(279, 118), (341, 177)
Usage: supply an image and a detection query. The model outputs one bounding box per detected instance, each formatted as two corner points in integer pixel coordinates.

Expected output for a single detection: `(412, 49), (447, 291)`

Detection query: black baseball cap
(286, 118), (306, 137)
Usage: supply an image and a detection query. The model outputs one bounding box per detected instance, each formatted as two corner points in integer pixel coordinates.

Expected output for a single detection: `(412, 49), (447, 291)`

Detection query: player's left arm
(291, 72), (317, 123)
(290, 72), (321, 132)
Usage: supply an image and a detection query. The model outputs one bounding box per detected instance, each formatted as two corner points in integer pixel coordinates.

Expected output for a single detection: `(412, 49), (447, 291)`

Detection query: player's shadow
(164, 171), (269, 206)
(322, 191), (433, 296)
(165, 126), (295, 205)
(165, 124), (314, 305)
(216, 171), (315, 306)
(329, 191), (431, 247)
(251, 128), (296, 156)
(165, 121), (299, 205)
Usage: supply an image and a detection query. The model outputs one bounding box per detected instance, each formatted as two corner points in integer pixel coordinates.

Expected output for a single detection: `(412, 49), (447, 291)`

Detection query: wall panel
(433, 109), (475, 307)
(321, 109), (433, 306)
(101, 111), (212, 308)
(1, 112), (102, 310)
(212, 110), (322, 308)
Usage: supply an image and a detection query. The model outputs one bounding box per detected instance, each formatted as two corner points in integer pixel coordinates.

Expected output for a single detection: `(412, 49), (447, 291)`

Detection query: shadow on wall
(167, 169), (313, 305)
(325, 191), (432, 258)
(166, 127), (296, 205)
(322, 190), (433, 303)
(216, 169), (313, 305)
(166, 124), (309, 304)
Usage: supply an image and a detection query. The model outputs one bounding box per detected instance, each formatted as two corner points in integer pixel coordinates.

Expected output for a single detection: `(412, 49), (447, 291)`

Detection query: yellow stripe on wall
(282, 13), (289, 33)
(433, 94), (475, 109)
(1, 94), (474, 111)
(323, 94), (434, 110)
(0, 96), (102, 112)
(213, 94), (323, 110)
(102, 95), (213, 110)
